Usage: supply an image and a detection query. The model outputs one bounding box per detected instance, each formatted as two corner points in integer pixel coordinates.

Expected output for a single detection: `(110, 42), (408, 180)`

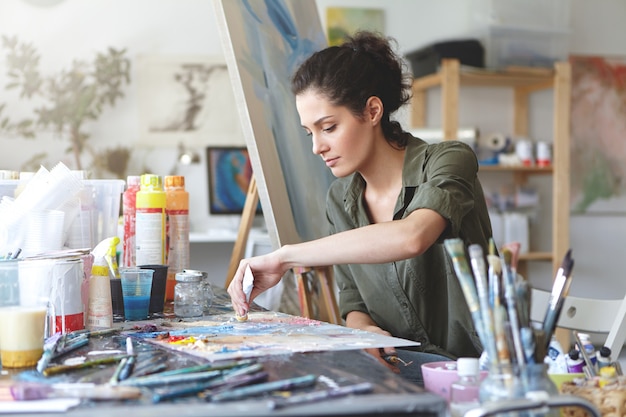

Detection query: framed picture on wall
(136, 55), (242, 147)
(206, 146), (261, 215)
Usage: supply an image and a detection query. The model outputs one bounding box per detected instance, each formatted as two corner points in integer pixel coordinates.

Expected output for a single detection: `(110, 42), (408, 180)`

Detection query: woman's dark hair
(291, 31), (413, 148)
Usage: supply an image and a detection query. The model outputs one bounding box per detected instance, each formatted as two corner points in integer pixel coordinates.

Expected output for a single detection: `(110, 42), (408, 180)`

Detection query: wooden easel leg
(224, 175), (258, 289)
(292, 266), (340, 324)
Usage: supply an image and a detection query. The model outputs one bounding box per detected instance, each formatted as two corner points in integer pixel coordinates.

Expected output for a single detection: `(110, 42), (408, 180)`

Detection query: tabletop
(0, 288), (447, 417)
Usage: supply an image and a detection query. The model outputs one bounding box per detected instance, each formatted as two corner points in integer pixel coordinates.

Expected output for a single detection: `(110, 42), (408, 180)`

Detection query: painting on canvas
(214, 0), (335, 248)
(570, 55), (626, 215)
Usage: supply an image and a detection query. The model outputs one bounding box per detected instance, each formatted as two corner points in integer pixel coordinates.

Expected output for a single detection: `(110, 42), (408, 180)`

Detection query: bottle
(183, 269), (213, 314)
(122, 175), (141, 268)
(566, 349), (585, 373)
(174, 271), (204, 318)
(87, 237), (120, 330)
(450, 357), (480, 417)
(598, 365), (618, 388)
(578, 333), (597, 365)
(164, 176), (190, 300)
(135, 174), (166, 266)
(596, 346), (612, 369)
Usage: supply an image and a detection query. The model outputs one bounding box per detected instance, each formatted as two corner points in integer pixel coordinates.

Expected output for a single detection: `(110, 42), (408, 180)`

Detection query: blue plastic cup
(120, 268), (153, 321)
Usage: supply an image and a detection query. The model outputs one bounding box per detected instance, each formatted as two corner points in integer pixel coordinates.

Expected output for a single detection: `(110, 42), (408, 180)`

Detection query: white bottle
(450, 358), (481, 417)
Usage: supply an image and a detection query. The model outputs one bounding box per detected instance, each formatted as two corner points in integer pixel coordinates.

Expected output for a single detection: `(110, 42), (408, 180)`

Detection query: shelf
(413, 65), (555, 91)
(410, 58), (571, 278)
(519, 252), (552, 262)
(479, 165), (552, 174)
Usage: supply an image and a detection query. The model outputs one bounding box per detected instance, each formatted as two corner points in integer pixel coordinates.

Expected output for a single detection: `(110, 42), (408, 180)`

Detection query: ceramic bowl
(421, 360), (488, 402)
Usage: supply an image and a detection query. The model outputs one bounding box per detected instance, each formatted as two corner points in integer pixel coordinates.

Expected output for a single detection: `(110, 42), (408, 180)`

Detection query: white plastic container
(83, 179), (125, 248)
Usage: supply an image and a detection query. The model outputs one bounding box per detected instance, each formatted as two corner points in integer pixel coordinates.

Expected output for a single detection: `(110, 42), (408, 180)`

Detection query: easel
(224, 175), (341, 324)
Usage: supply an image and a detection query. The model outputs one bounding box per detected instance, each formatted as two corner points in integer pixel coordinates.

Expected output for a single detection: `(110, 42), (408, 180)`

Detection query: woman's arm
(227, 208), (446, 316)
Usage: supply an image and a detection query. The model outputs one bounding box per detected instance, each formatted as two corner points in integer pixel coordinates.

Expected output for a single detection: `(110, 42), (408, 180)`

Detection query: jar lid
(182, 269), (207, 279)
(456, 357), (479, 377)
(175, 272), (202, 282)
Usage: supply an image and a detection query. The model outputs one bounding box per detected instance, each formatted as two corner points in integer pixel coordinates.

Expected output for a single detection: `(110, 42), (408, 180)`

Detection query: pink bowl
(421, 360), (488, 402)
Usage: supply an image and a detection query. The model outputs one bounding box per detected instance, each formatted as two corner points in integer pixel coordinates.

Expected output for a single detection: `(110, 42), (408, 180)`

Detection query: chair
(530, 287), (626, 358)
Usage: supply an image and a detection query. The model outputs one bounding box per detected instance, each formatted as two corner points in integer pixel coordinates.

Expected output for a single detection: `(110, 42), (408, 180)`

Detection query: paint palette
(132, 311), (418, 362)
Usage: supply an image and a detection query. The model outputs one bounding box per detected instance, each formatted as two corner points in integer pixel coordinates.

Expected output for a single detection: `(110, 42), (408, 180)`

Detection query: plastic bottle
(135, 174), (166, 266)
(450, 357), (480, 417)
(566, 349), (585, 373)
(596, 346), (612, 370)
(86, 237), (120, 330)
(578, 333), (597, 365)
(164, 175), (190, 300)
(122, 175), (141, 268)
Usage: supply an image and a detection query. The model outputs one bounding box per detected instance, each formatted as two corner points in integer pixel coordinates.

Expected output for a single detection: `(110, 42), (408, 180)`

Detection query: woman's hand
(227, 251), (286, 317)
(345, 312), (400, 373)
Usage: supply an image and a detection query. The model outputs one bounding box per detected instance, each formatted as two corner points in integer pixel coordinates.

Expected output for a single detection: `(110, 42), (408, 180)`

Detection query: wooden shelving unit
(410, 58), (571, 276)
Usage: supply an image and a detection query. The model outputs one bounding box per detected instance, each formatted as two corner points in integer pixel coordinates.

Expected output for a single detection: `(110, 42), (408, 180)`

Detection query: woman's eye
(323, 125), (336, 133)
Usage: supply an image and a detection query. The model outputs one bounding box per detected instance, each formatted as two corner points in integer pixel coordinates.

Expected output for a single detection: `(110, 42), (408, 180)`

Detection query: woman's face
(296, 90), (376, 178)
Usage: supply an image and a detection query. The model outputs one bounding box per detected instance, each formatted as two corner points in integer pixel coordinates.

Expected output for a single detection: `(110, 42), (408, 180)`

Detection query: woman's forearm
(277, 208), (446, 269)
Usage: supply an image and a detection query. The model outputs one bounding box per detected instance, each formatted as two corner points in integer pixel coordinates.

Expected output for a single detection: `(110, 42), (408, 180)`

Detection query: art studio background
(0, 0), (625, 311)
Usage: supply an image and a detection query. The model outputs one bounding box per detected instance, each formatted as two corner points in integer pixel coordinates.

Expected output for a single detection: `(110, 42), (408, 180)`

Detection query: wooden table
(0, 290), (447, 417)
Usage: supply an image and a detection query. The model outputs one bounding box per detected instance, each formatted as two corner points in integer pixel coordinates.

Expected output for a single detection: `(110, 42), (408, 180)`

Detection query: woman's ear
(365, 96), (384, 126)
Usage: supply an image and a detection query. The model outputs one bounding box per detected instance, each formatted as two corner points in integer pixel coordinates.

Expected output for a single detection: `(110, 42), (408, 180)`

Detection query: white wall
(0, 0), (625, 296)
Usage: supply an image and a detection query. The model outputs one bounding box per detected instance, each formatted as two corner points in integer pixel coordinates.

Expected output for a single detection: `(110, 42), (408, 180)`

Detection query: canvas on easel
(213, 0), (334, 250)
(214, 0), (340, 322)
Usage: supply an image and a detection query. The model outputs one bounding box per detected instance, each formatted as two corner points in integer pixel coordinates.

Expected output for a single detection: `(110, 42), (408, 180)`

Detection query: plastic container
(135, 175), (166, 266)
(164, 176), (189, 300)
(450, 358), (480, 416)
(0, 180), (18, 201)
(482, 25), (570, 69)
(470, 0), (571, 32)
(422, 361), (488, 402)
(83, 179), (125, 248)
(122, 175), (140, 267)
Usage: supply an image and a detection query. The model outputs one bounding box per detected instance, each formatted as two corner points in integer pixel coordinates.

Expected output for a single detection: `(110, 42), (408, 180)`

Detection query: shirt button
(401, 302), (408, 309)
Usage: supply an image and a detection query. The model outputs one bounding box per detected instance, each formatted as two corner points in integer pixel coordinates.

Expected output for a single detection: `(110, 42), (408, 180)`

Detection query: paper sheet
(0, 399), (81, 413)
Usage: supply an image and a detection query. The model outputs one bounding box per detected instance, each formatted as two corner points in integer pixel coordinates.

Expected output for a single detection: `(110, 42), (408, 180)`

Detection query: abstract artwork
(133, 311), (417, 362)
(570, 55), (626, 215)
(326, 7), (385, 46)
(215, 0), (335, 248)
(136, 55), (241, 147)
(206, 146), (260, 215)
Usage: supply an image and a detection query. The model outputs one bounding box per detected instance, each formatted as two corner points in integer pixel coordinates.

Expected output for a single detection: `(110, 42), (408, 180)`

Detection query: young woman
(228, 31), (492, 386)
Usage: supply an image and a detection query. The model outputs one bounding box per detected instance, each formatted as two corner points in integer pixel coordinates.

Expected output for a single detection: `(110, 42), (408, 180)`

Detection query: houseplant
(0, 34), (131, 176)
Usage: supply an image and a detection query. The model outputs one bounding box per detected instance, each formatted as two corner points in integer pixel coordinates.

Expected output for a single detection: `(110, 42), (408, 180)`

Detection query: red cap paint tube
(566, 349), (585, 373)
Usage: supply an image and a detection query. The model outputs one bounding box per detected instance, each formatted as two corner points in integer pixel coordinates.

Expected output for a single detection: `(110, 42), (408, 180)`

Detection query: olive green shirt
(326, 134), (492, 359)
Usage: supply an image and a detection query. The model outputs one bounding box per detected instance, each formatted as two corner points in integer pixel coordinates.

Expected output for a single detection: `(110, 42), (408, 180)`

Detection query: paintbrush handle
(268, 382), (373, 410)
(211, 374), (317, 402)
(42, 355), (128, 377)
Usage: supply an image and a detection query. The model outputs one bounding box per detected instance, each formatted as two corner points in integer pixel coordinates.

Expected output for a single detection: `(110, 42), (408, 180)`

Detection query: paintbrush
(267, 382), (374, 410)
(0, 381), (142, 401)
(501, 248), (525, 365)
(152, 364), (266, 403)
(573, 331), (596, 377)
(443, 239), (490, 361)
(211, 374), (318, 402)
(487, 253), (511, 364)
(468, 243), (498, 366)
(542, 249), (574, 349)
(42, 355), (129, 377)
(119, 369), (223, 387)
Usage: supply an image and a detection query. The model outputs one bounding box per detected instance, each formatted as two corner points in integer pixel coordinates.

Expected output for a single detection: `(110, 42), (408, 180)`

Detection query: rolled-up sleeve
(403, 141), (479, 238)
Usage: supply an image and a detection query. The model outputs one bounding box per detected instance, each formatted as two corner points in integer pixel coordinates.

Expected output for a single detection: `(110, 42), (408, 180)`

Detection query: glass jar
(174, 271), (204, 318)
(479, 363), (524, 405)
(183, 269), (213, 314)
